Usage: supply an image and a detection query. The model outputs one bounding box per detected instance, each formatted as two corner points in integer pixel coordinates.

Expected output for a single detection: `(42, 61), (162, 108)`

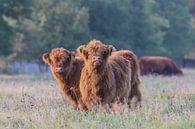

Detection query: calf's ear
(70, 52), (75, 61)
(42, 52), (51, 64)
(77, 45), (88, 59)
(77, 45), (85, 54)
(107, 45), (115, 55)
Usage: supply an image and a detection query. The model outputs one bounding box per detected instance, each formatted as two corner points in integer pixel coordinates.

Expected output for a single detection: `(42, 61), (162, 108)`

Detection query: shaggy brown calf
(77, 39), (141, 110)
(42, 48), (86, 109)
(139, 56), (183, 76)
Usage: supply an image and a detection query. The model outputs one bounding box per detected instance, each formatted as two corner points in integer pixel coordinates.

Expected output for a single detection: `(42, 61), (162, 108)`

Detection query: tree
(156, 0), (193, 59)
(0, 0), (32, 20)
(81, 0), (168, 56)
(16, 0), (90, 60)
(0, 0), (33, 56)
(128, 0), (168, 56)
(81, 0), (133, 48)
(0, 19), (13, 55)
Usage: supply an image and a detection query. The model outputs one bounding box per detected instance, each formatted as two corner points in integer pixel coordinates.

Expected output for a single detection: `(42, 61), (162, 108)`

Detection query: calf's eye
(66, 57), (70, 63)
(103, 51), (107, 57)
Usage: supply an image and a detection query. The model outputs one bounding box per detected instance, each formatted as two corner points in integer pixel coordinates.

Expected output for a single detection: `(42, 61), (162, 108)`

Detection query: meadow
(0, 69), (195, 129)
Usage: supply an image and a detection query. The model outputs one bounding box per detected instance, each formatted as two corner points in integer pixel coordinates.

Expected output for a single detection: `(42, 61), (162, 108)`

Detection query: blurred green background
(0, 0), (195, 74)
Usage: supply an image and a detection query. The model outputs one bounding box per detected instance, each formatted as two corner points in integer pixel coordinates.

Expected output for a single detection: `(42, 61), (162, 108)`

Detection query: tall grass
(0, 69), (195, 129)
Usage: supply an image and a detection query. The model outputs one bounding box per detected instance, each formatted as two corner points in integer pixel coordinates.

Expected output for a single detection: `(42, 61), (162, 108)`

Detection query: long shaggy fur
(78, 39), (141, 110)
(42, 48), (86, 110)
(112, 51), (141, 107)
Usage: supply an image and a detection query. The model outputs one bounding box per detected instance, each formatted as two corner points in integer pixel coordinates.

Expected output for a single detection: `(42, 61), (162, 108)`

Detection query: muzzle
(55, 67), (64, 73)
(92, 56), (102, 66)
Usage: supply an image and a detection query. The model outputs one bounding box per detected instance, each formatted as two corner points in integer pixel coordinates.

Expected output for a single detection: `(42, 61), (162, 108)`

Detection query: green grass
(0, 69), (195, 129)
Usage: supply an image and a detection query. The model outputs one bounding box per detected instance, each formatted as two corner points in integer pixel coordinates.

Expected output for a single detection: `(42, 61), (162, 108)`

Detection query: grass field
(0, 69), (195, 129)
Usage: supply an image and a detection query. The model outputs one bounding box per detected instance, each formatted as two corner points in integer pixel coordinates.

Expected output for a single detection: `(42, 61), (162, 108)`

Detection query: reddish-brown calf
(42, 48), (86, 109)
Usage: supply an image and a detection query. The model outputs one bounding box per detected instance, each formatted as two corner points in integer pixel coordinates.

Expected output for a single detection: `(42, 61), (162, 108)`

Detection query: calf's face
(42, 48), (75, 74)
(77, 40), (113, 68)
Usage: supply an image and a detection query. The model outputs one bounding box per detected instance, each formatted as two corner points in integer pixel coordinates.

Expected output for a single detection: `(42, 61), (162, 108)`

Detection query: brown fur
(139, 56), (183, 76)
(111, 50), (141, 108)
(42, 48), (86, 110)
(77, 39), (141, 110)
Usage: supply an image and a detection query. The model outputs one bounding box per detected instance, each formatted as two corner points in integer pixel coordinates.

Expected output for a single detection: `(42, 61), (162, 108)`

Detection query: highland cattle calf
(139, 56), (183, 76)
(42, 48), (86, 110)
(77, 39), (141, 111)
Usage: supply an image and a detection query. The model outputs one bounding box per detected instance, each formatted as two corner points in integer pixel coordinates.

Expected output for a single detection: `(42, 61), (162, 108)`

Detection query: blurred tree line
(0, 0), (194, 61)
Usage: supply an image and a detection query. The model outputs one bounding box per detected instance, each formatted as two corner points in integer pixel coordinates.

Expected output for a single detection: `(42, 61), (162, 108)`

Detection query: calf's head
(42, 48), (75, 74)
(77, 39), (114, 69)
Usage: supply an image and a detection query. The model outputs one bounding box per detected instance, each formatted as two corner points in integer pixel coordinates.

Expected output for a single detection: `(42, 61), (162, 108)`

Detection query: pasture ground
(0, 69), (195, 129)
